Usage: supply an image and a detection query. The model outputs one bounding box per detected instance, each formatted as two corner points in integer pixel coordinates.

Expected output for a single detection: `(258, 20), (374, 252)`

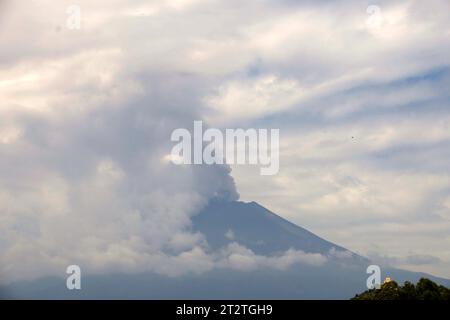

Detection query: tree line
(352, 278), (450, 300)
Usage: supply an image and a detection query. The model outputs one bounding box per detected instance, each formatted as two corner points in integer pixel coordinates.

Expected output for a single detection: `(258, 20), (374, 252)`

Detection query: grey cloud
(368, 252), (443, 267)
(405, 254), (442, 266)
(0, 17), (240, 282)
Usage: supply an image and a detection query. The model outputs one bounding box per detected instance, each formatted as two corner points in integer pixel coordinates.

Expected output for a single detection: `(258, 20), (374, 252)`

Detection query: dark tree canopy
(352, 278), (450, 300)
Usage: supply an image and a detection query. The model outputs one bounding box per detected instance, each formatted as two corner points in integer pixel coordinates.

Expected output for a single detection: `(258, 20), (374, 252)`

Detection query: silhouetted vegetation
(352, 278), (450, 300)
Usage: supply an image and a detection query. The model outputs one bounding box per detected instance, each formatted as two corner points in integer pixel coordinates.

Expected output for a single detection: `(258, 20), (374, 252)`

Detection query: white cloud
(218, 243), (327, 271)
(205, 75), (304, 124)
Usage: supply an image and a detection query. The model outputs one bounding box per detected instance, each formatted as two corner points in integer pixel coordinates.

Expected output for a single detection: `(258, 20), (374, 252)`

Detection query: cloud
(205, 75), (304, 125)
(218, 243), (327, 272)
(367, 251), (442, 267)
(0, 0), (244, 283)
(0, 92), (240, 282)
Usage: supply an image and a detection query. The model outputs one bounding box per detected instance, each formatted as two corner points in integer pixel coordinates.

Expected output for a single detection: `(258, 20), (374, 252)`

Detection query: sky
(0, 0), (450, 282)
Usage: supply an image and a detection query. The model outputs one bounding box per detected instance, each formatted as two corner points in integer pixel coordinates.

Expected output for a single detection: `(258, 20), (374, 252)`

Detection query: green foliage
(351, 278), (450, 300)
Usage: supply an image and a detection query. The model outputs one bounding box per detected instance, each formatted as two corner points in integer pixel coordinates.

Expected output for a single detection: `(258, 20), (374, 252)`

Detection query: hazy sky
(1, 0), (450, 281)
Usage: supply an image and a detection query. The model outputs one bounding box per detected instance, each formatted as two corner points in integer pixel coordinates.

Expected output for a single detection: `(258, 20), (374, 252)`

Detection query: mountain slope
(192, 200), (361, 257)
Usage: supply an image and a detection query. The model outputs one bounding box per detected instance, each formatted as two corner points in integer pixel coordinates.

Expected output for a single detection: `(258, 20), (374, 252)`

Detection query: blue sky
(0, 0), (450, 282)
